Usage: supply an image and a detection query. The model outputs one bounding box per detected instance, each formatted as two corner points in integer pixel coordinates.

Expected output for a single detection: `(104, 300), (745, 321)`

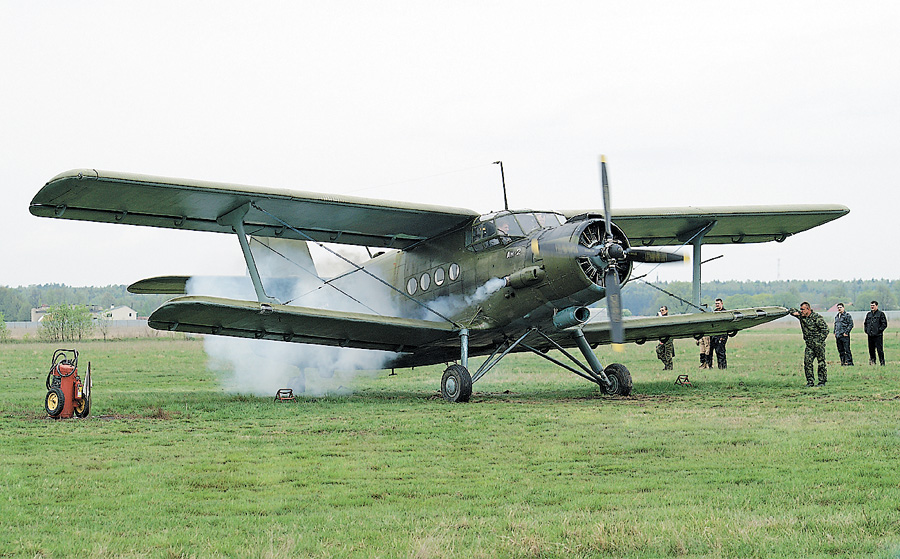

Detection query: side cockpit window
(472, 220), (497, 242)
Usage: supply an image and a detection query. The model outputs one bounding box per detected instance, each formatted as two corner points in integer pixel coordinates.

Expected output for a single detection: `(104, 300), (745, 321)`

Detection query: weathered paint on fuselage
(355, 213), (631, 365)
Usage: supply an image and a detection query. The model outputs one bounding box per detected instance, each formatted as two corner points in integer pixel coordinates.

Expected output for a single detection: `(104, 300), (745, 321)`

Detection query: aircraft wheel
(602, 363), (632, 396)
(441, 364), (472, 403)
(45, 388), (65, 417)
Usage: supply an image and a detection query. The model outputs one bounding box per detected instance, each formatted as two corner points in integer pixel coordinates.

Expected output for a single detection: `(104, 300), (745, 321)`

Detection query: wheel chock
(274, 388), (295, 402)
(674, 375), (692, 387)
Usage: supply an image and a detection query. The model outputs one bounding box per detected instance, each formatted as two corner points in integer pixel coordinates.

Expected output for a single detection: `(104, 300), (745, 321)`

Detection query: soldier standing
(697, 335), (712, 369)
(655, 306), (674, 370)
(790, 302), (829, 387)
(709, 298), (728, 369)
(833, 302), (854, 366)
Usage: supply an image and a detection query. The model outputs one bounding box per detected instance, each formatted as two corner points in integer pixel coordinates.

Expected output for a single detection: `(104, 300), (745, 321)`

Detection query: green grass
(2, 331), (900, 558)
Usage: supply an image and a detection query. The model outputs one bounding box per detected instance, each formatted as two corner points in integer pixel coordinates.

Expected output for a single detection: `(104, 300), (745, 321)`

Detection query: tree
(39, 304), (93, 342)
(0, 312), (9, 342)
(97, 313), (112, 341)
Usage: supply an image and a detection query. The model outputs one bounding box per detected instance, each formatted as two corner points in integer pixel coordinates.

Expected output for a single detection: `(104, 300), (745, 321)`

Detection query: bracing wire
(247, 237), (382, 315)
(250, 202), (462, 328)
(626, 224), (713, 313)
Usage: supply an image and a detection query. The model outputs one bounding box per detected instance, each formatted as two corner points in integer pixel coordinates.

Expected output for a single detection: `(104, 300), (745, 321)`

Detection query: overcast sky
(2, 1), (897, 289)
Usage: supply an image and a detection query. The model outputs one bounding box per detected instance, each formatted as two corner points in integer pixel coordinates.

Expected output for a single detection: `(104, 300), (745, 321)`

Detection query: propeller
(598, 155), (626, 347)
(568, 244), (685, 263)
(624, 248), (686, 263)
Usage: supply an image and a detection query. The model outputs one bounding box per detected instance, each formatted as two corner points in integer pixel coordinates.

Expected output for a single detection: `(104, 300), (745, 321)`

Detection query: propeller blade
(625, 248), (687, 264)
(599, 155), (613, 240)
(604, 266), (625, 346)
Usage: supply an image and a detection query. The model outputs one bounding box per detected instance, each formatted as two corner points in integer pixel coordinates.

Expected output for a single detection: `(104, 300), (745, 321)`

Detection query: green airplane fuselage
(358, 210), (630, 336)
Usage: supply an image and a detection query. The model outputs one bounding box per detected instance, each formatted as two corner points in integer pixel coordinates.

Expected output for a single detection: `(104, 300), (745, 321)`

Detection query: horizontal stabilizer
(129, 276), (191, 294)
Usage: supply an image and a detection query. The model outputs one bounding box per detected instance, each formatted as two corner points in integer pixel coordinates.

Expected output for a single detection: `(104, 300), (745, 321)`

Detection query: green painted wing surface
(30, 169), (479, 249)
(564, 205), (849, 245)
(148, 296), (456, 352)
(572, 306), (789, 346)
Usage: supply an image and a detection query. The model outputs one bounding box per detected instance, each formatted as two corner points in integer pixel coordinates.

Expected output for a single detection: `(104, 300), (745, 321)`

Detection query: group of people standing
(789, 300), (887, 387)
(656, 298), (730, 371)
(655, 298), (889, 385)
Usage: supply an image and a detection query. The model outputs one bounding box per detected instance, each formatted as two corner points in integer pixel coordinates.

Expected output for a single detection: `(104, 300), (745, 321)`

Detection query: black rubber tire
(74, 394), (90, 418)
(441, 364), (472, 403)
(602, 363), (633, 396)
(45, 387), (65, 417)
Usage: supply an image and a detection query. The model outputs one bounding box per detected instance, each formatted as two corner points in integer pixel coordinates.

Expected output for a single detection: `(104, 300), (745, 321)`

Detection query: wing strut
(217, 203), (279, 304)
(689, 221), (717, 312)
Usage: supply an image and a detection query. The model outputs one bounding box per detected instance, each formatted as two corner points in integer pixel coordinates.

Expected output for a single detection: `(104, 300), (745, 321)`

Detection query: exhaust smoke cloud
(188, 239), (505, 396)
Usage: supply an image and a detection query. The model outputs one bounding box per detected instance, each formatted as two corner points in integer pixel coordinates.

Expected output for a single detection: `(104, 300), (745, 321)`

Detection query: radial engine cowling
(573, 219), (633, 288)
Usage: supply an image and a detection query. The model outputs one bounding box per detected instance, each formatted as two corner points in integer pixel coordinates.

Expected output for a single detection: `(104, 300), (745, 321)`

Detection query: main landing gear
(440, 327), (632, 402)
(441, 364), (473, 403)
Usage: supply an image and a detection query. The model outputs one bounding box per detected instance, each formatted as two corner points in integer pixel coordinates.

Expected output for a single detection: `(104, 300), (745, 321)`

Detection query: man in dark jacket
(790, 302), (829, 386)
(864, 300), (888, 365)
(834, 303), (854, 366)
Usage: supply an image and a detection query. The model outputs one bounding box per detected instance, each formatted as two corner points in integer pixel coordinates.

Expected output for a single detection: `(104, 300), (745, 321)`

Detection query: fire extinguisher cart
(44, 349), (91, 419)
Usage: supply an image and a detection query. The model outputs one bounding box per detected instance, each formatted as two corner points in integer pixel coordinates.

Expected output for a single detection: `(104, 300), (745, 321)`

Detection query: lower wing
(149, 296), (455, 353)
(573, 306), (789, 346)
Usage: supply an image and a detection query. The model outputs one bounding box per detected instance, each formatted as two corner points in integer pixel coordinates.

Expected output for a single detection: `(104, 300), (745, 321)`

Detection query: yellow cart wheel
(45, 388), (65, 417)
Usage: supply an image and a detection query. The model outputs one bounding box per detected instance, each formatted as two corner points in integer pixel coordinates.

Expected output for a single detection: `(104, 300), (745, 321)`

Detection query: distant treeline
(0, 284), (169, 322)
(1, 279), (898, 323)
(619, 278), (899, 316)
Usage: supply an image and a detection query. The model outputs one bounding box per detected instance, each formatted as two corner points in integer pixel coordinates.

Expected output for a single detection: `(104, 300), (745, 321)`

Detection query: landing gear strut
(440, 326), (632, 402)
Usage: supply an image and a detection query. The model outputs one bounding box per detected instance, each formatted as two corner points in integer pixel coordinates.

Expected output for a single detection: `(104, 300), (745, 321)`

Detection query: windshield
(495, 215), (525, 237)
(469, 211), (564, 250)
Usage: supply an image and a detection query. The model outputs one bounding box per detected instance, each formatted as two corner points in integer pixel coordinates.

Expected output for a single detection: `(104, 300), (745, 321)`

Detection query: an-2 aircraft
(30, 159), (848, 401)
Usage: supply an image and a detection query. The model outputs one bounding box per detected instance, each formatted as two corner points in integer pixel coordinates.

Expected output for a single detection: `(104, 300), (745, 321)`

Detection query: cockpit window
(495, 215), (525, 237)
(513, 213), (540, 235)
(535, 212), (564, 228)
(472, 220), (497, 242)
(468, 211), (564, 251)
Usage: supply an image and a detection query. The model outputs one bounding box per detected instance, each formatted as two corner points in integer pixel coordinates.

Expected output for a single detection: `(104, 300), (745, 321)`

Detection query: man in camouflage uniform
(655, 306), (674, 370)
(709, 298), (728, 369)
(789, 302), (829, 387)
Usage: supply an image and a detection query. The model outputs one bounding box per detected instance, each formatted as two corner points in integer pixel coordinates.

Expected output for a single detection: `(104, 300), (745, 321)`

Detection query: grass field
(2, 329), (900, 558)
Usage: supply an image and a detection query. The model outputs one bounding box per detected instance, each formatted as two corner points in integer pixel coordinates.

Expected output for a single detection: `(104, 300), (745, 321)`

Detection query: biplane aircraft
(30, 160), (848, 401)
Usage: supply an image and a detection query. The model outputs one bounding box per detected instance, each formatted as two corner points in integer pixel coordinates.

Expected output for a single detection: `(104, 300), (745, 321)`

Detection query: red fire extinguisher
(45, 349), (91, 419)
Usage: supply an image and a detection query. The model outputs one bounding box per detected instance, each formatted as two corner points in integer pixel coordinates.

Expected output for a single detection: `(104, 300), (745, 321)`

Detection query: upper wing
(563, 205), (849, 245)
(149, 296), (456, 352)
(30, 169), (479, 249)
(573, 306), (789, 346)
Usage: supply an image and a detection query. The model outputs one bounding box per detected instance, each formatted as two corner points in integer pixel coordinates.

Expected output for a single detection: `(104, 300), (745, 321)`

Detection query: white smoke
(188, 241), (400, 397)
(188, 239), (507, 397)
(415, 276), (506, 320)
